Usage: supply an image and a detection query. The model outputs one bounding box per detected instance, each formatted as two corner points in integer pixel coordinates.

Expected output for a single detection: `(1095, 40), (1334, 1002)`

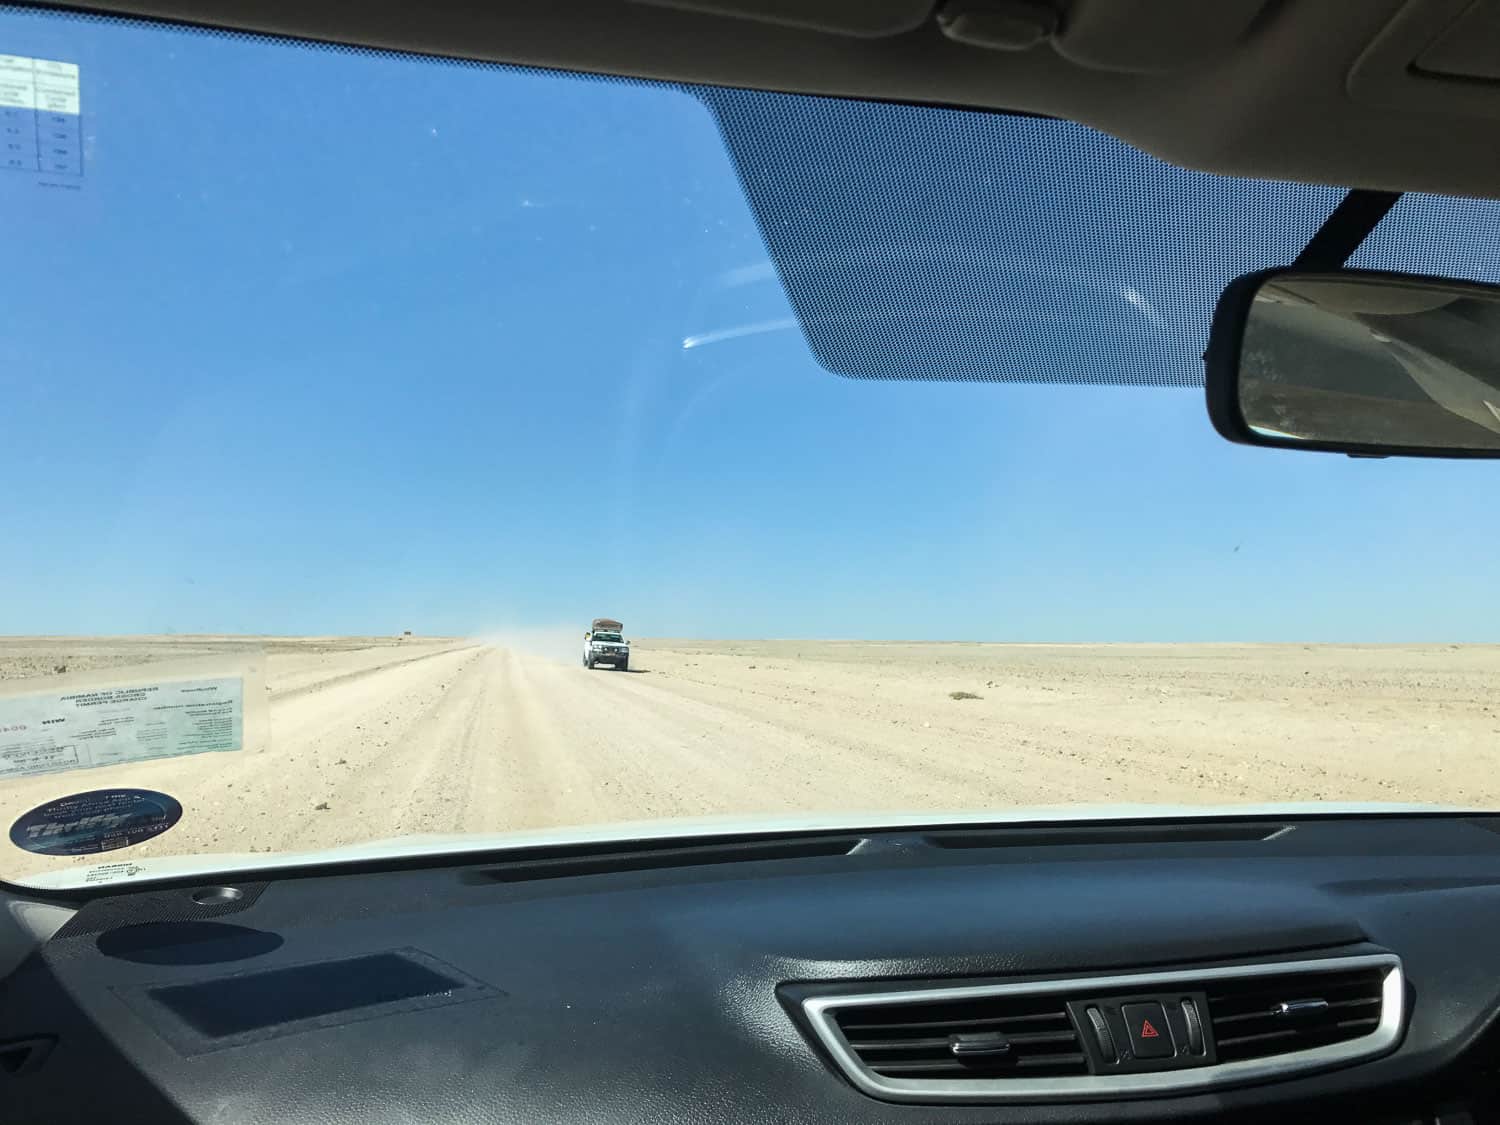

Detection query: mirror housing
(1204, 268), (1500, 457)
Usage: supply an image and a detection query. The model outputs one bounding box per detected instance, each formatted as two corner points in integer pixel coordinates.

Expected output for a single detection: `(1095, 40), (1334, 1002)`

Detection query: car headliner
(45, 0), (1500, 199)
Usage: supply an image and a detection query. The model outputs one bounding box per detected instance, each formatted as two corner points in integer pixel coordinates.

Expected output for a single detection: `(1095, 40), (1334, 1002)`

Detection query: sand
(1, 636), (1497, 882)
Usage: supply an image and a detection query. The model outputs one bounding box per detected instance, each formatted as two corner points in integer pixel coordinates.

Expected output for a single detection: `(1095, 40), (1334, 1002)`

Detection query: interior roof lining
(20, 0), (1500, 199)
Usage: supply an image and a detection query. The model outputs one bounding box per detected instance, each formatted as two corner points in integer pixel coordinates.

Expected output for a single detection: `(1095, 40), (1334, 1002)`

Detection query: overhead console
(1353, 0), (1500, 115)
(62, 0), (1500, 196)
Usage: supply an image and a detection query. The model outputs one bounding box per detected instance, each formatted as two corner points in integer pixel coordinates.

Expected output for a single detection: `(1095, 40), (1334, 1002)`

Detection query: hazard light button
(1121, 1002), (1174, 1059)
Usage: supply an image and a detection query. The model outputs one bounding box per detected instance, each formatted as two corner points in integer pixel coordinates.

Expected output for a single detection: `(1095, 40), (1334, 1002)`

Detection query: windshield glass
(3, 7), (1498, 888)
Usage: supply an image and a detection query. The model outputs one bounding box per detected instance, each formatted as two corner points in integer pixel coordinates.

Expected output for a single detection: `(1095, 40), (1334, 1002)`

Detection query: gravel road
(3, 636), (1498, 881)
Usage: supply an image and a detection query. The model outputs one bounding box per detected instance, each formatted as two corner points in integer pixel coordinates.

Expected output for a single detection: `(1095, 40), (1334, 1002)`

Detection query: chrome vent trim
(801, 953), (1404, 1104)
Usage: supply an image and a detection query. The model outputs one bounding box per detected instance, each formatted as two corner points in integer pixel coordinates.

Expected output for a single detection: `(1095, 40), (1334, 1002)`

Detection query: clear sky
(3, 8), (1497, 642)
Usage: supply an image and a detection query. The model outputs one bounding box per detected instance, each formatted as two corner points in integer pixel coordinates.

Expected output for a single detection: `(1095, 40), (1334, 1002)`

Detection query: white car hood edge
(18, 801), (1472, 890)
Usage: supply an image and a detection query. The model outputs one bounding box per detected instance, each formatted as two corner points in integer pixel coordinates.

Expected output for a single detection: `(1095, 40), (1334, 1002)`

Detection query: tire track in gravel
(563, 660), (1142, 811)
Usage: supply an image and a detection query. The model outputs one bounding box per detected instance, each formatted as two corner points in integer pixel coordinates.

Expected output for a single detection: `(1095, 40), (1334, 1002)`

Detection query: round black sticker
(9, 789), (182, 857)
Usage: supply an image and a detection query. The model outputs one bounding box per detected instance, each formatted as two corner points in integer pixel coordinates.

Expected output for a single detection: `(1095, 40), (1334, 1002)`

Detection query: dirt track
(2, 637), (1499, 880)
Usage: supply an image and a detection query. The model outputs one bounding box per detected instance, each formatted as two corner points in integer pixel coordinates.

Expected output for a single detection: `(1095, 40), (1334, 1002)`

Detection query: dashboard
(5, 814), (1500, 1123)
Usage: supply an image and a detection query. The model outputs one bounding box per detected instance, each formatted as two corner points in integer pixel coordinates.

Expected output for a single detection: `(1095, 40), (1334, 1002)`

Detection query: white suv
(583, 621), (630, 670)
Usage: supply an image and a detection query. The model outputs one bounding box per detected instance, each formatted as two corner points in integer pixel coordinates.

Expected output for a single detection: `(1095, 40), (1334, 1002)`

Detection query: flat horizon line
(1, 634), (1496, 648)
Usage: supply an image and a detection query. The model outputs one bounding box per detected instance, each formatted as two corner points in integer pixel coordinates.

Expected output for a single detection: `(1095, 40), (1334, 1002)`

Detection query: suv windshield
(2, 7), (1497, 889)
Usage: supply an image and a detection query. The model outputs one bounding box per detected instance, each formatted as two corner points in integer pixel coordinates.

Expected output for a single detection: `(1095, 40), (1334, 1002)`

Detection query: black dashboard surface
(6, 814), (1500, 1123)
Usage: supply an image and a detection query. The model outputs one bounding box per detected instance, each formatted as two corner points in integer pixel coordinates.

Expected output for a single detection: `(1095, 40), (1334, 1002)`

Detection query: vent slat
(1206, 971), (1384, 1005)
(847, 1029), (1080, 1053)
(1207, 968), (1387, 1063)
(873, 1051), (1088, 1076)
(1209, 989), (1376, 1013)
(838, 1013), (1069, 1035)
(1215, 1016), (1379, 1051)
(1211, 995), (1380, 1027)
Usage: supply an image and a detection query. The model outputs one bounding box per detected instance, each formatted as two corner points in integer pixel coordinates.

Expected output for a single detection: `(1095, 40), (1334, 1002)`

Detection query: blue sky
(2, 8), (1497, 641)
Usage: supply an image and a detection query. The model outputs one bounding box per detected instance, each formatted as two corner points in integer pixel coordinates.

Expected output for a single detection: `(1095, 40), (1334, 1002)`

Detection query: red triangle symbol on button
(1139, 1019), (1160, 1039)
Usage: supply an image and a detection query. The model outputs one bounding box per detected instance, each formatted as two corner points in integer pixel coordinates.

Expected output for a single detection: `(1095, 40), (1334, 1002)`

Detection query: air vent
(832, 992), (1086, 1080)
(1206, 965), (1387, 1063)
(798, 954), (1404, 1104)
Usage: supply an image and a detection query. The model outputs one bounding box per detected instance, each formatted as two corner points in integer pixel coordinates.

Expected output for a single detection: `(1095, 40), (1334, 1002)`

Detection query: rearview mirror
(1205, 269), (1500, 457)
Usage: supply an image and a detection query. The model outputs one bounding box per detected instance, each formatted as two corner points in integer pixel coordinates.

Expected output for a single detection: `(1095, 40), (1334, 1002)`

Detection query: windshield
(3, 7), (1498, 889)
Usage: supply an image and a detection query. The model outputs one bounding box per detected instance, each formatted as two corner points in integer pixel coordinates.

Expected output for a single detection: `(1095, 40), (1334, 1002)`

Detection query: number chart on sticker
(0, 53), (82, 176)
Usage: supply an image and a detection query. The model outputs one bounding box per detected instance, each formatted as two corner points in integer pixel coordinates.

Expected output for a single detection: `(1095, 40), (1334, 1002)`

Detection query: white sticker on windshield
(0, 677), (243, 779)
(0, 53), (82, 176)
(83, 861), (144, 884)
